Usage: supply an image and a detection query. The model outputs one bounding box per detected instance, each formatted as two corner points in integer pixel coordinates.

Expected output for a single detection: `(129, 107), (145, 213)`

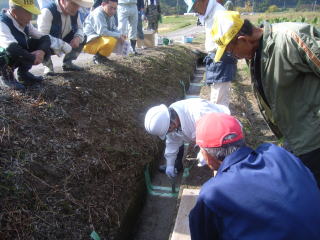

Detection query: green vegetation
(158, 15), (197, 34)
(245, 11), (320, 27)
(159, 0), (319, 15)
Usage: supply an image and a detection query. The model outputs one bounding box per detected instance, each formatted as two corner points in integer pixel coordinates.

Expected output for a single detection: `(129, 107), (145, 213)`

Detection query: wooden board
(170, 188), (200, 240)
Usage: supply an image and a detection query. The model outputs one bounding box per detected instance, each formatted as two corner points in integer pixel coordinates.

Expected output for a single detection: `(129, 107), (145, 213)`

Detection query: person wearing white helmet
(144, 98), (230, 178)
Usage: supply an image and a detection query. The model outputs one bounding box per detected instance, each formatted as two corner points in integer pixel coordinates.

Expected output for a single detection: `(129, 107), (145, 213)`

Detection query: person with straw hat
(189, 112), (320, 240)
(210, 10), (320, 185)
(37, 0), (93, 75)
(0, 0), (52, 90)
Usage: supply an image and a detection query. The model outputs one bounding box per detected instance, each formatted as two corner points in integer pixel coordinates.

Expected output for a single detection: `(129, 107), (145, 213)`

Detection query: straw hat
(70, 0), (93, 8)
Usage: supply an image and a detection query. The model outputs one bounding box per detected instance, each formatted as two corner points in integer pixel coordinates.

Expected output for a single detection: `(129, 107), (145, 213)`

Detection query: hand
(141, 13), (145, 21)
(197, 151), (206, 167)
(62, 42), (72, 54)
(119, 35), (126, 44)
(166, 166), (176, 178)
(70, 36), (81, 48)
(31, 50), (45, 65)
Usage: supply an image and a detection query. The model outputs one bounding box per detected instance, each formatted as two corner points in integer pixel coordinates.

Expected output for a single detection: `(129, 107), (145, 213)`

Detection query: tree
(267, 4), (280, 11)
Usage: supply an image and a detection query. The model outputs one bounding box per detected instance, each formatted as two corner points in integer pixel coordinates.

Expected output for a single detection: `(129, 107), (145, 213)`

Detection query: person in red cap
(189, 112), (320, 240)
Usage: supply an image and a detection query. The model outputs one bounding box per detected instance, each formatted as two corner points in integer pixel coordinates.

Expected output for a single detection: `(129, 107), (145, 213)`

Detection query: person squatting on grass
(37, 0), (93, 76)
(0, 0), (51, 91)
(210, 10), (320, 185)
(189, 112), (320, 240)
(83, 0), (126, 64)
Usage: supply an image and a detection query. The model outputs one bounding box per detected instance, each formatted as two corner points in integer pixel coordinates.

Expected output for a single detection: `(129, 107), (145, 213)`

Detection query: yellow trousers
(83, 36), (117, 57)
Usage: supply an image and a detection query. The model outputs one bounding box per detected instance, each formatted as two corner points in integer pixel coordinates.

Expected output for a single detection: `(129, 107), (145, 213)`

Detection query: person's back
(190, 143), (320, 240)
(257, 22), (320, 159)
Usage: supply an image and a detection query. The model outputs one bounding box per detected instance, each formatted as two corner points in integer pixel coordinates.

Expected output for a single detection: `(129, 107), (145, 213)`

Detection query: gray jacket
(84, 6), (120, 43)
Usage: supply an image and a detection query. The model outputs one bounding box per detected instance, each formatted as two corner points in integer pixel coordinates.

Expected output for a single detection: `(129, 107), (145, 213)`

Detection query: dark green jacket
(252, 22), (320, 156)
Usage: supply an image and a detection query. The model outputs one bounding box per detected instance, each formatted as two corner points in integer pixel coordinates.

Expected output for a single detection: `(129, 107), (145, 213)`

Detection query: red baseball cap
(196, 113), (243, 148)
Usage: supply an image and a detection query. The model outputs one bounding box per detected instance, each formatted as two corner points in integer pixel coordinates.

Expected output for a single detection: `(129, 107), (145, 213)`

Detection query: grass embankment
(158, 15), (197, 34)
(0, 46), (197, 239)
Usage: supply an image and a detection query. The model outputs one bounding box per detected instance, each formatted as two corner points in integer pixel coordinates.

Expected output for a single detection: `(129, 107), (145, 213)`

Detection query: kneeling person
(0, 0), (51, 90)
(84, 0), (125, 64)
(37, 0), (92, 75)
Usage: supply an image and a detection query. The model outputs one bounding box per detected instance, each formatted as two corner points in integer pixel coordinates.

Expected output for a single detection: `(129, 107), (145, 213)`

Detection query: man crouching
(83, 0), (126, 64)
(0, 0), (51, 91)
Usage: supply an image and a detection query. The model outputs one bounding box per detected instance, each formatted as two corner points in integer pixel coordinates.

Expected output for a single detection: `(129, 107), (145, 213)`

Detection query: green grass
(158, 15), (197, 34)
(245, 11), (320, 27)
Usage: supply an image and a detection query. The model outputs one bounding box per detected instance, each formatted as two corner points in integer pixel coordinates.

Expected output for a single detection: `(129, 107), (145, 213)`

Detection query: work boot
(0, 65), (25, 91)
(43, 58), (55, 76)
(130, 39), (142, 55)
(93, 54), (110, 64)
(17, 71), (43, 86)
(62, 61), (84, 71)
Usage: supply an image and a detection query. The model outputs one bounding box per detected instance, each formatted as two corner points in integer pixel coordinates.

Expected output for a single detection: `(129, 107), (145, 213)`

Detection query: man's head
(196, 113), (244, 170)
(144, 105), (180, 140)
(59, 0), (93, 16)
(211, 11), (262, 62)
(9, 0), (40, 27)
(101, 0), (118, 17)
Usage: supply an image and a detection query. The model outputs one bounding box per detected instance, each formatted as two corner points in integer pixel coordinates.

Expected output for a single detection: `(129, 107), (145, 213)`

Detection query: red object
(196, 113), (243, 148)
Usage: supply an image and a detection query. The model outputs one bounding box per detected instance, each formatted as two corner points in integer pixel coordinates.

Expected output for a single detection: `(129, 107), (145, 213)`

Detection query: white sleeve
(37, 8), (53, 35)
(75, 14), (84, 42)
(164, 133), (184, 167)
(0, 22), (17, 48)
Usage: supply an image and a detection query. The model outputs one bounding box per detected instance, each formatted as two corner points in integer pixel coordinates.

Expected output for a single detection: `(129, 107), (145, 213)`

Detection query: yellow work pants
(83, 36), (118, 57)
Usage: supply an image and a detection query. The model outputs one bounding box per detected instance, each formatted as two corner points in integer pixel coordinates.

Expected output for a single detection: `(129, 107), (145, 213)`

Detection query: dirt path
(162, 25), (205, 42)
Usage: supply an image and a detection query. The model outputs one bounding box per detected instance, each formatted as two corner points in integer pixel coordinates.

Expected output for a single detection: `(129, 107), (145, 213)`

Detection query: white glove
(141, 13), (145, 21)
(197, 151), (206, 167)
(50, 36), (72, 57)
(61, 42), (72, 54)
(166, 166), (176, 178)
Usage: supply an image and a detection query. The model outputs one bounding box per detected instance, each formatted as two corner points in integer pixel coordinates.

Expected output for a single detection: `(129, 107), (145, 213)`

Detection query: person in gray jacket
(83, 0), (126, 64)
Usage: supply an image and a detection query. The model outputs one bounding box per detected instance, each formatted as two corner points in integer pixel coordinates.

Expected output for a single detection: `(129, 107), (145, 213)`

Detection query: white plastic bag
(113, 40), (132, 56)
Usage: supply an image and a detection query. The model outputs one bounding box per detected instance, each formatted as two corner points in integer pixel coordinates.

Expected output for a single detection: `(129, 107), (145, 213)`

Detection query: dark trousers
(174, 145), (184, 171)
(13, 37), (51, 73)
(62, 34), (86, 64)
(299, 148), (320, 187)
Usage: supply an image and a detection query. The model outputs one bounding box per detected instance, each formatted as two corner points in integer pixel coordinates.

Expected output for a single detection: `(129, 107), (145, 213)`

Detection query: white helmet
(144, 104), (170, 140)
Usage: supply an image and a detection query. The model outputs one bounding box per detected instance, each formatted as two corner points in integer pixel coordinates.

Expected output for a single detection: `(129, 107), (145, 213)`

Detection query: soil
(0, 46), (197, 239)
(0, 28), (279, 239)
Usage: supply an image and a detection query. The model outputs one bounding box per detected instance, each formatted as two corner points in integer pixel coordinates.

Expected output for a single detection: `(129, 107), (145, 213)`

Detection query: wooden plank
(170, 188), (200, 240)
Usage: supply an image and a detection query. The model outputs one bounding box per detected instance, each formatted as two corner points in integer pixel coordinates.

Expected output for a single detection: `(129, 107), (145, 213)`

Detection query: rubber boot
(0, 64), (25, 91)
(130, 39), (141, 55)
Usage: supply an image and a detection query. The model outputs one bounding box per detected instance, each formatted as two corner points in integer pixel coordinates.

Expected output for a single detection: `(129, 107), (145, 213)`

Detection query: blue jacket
(205, 52), (237, 84)
(189, 143), (320, 240)
(43, 2), (78, 42)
